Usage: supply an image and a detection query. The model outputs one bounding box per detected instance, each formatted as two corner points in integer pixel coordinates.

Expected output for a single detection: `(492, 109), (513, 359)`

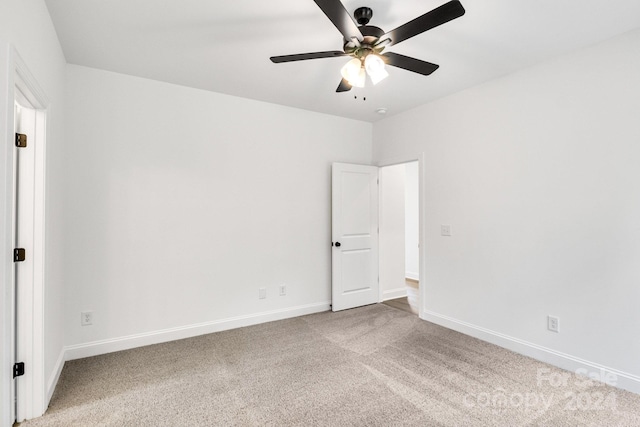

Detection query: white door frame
(2, 46), (49, 424)
(375, 153), (425, 318)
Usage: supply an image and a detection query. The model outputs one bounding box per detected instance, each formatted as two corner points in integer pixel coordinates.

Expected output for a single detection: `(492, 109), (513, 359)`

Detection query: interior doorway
(379, 161), (420, 315)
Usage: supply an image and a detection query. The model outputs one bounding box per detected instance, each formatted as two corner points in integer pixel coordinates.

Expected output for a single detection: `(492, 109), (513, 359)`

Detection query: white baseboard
(65, 302), (330, 361)
(421, 309), (640, 395)
(382, 288), (407, 301)
(405, 271), (419, 281)
(47, 348), (65, 405)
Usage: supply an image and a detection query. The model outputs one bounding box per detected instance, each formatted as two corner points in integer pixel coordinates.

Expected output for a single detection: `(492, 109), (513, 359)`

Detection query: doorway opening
(379, 160), (420, 315)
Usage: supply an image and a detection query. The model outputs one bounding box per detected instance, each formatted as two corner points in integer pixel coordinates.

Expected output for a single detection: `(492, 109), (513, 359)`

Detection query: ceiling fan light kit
(340, 58), (366, 87)
(270, 0), (465, 93)
(339, 54), (388, 88)
(364, 54), (389, 85)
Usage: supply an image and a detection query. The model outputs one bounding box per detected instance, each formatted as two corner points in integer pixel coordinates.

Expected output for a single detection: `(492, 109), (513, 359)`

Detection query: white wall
(63, 65), (372, 355)
(373, 29), (640, 391)
(0, 0), (67, 423)
(379, 164), (406, 300)
(404, 162), (419, 281)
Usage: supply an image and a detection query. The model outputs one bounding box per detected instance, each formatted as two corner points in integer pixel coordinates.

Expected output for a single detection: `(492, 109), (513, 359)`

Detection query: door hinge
(14, 248), (26, 262)
(15, 133), (27, 148)
(13, 362), (25, 378)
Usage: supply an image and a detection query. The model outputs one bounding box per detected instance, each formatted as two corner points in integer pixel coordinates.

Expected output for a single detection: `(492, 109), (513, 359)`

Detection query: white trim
(2, 46), (50, 423)
(32, 105), (47, 414)
(381, 288), (407, 301)
(375, 152), (426, 321)
(375, 154), (422, 169)
(422, 309), (640, 395)
(1, 44), (17, 427)
(14, 53), (50, 108)
(46, 349), (65, 404)
(65, 302), (331, 361)
(405, 271), (419, 281)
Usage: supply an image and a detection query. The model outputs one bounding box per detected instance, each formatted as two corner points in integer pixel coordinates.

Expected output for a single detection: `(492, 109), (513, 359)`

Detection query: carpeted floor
(20, 304), (640, 426)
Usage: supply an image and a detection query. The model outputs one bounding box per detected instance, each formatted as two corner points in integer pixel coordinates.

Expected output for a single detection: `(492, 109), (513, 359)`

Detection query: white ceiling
(45, 0), (640, 122)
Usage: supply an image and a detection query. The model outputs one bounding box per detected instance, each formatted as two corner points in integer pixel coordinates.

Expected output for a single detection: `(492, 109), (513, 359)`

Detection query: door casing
(376, 153), (425, 318)
(2, 46), (49, 425)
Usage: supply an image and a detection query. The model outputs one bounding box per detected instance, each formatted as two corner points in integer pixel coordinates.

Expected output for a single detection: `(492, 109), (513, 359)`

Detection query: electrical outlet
(81, 311), (93, 326)
(548, 315), (559, 333)
(279, 284), (286, 296)
(259, 288), (266, 299)
(441, 225), (452, 236)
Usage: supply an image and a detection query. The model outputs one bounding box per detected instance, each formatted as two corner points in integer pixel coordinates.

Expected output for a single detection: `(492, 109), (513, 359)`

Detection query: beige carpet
(21, 304), (640, 426)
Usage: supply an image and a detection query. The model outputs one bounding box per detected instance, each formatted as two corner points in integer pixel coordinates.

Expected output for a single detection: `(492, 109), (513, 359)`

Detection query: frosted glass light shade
(364, 54), (389, 85)
(340, 58), (366, 88)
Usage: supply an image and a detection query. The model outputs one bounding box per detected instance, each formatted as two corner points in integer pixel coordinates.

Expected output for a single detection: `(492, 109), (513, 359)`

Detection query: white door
(14, 102), (36, 423)
(331, 163), (379, 311)
(10, 101), (20, 426)
(13, 96), (38, 422)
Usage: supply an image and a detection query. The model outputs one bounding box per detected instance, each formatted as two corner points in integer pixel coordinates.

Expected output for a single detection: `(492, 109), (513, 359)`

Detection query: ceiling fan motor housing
(343, 24), (385, 57)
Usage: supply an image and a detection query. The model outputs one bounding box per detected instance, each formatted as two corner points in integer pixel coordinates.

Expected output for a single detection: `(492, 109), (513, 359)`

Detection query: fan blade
(383, 52), (439, 75)
(313, 0), (364, 42)
(336, 78), (352, 92)
(270, 51), (347, 63)
(381, 0), (465, 47)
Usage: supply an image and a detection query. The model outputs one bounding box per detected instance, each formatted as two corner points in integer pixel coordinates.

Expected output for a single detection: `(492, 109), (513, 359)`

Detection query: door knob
(335, 242), (341, 247)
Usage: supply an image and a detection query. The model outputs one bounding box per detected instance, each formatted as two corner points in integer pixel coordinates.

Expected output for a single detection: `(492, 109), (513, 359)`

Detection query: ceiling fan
(270, 0), (465, 92)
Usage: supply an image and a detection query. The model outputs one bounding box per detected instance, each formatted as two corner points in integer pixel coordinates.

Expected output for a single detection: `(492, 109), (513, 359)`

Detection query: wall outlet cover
(81, 311), (93, 326)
